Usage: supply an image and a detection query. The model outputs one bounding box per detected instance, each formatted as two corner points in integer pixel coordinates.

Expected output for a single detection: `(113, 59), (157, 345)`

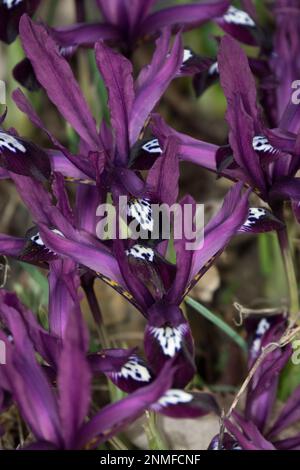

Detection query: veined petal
(141, 0), (230, 35)
(20, 16), (100, 149)
(186, 183), (249, 292)
(38, 225), (126, 289)
(48, 259), (80, 340)
(129, 31), (183, 146)
(57, 305), (91, 449)
(151, 114), (218, 171)
(52, 22), (121, 47)
(95, 40), (134, 162)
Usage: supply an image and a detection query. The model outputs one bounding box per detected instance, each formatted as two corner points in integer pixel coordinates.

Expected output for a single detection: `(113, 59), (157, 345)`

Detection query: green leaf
(185, 296), (247, 353)
(278, 360), (300, 401)
(144, 412), (168, 451)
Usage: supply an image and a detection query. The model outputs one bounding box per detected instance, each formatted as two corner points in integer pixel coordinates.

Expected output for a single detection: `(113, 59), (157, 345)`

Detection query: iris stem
(144, 412), (168, 450)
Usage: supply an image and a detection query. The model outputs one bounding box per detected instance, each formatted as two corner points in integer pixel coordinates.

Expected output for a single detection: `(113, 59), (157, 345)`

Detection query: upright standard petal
(48, 259), (80, 340)
(19, 15), (100, 149)
(218, 35), (266, 194)
(57, 305), (91, 449)
(95, 40), (134, 161)
(187, 183), (249, 290)
(129, 31), (183, 146)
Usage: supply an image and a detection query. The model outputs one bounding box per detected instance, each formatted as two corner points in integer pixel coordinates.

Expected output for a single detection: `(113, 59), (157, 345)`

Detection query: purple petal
(273, 434), (300, 450)
(52, 22), (121, 47)
(77, 360), (176, 448)
(130, 30), (183, 146)
(225, 415), (275, 450)
(270, 177), (300, 201)
(89, 348), (137, 374)
(0, 290), (60, 368)
(38, 224), (125, 287)
(0, 234), (26, 256)
(105, 352), (153, 393)
(218, 35), (266, 193)
(186, 183), (250, 290)
(0, 129), (51, 181)
(151, 114), (218, 171)
(57, 305), (91, 449)
(95, 40), (134, 161)
(238, 207), (285, 233)
(2, 334), (61, 445)
(151, 390), (220, 419)
(145, 304), (195, 388)
(75, 184), (102, 234)
(20, 16), (100, 149)
(166, 195), (195, 303)
(141, 0), (230, 35)
(48, 259), (80, 340)
(146, 136), (179, 205)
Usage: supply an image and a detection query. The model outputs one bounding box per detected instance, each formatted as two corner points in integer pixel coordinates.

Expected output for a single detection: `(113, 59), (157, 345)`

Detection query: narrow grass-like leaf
(185, 296), (247, 353)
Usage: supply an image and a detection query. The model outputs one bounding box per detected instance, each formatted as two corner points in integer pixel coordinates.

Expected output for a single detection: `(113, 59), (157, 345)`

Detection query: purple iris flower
(89, 347), (220, 420)
(15, 16), (184, 206)
(0, 290), (220, 449)
(51, 0), (231, 53)
(36, 182), (251, 385)
(153, 34), (300, 220)
(209, 314), (300, 450)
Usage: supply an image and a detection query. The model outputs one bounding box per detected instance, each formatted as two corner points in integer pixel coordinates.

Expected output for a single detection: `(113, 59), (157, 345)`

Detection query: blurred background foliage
(0, 1), (299, 448)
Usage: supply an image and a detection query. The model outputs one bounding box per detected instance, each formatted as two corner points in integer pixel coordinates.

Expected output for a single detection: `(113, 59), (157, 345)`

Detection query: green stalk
(272, 203), (299, 320)
(144, 412), (168, 450)
(277, 226), (299, 320)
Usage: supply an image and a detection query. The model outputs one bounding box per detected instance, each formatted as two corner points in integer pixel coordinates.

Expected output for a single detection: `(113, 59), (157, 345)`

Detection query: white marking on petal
(126, 244), (154, 262)
(252, 338), (262, 354)
(142, 139), (162, 154)
(30, 232), (44, 247)
(252, 318), (271, 354)
(223, 6), (255, 27)
(30, 228), (64, 250)
(243, 207), (267, 228)
(157, 389), (193, 407)
(182, 48), (194, 64)
(256, 318), (270, 336)
(113, 356), (151, 383)
(0, 131), (26, 153)
(208, 61), (219, 76)
(150, 324), (187, 357)
(252, 135), (279, 155)
(3, 0), (22, 8)
(128, 198), (153, 231)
